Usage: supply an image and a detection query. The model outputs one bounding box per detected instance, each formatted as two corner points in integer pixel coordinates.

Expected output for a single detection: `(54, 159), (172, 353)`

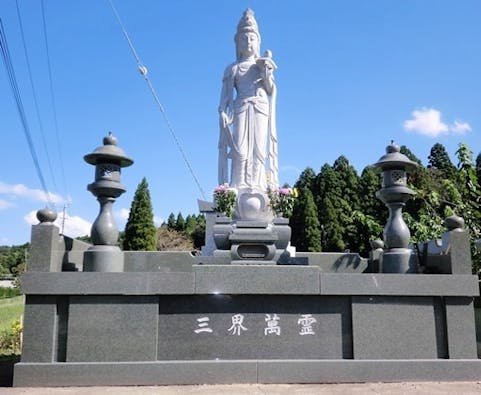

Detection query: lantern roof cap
(84, 132), (133, 167)
(373, 141), (418, 171)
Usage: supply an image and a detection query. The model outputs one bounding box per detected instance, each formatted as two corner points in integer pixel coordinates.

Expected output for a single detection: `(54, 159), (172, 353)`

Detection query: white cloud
(0, 182), (66, 205)
(118, 208), (130, 221)
(24, 210), (92, 238)
(24, 211), (43, 226)
(451, 120), (472, 135)
(59, 215), (92, 238)
(404, 108), (472, 137)
(403, 108), (448, 137)
(0, 199), (15, 210)
(0, 237), (12, 245)
(153, 216), (164, 227)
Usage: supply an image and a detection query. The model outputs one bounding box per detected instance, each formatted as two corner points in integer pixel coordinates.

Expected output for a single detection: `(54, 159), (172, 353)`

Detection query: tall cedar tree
(315, 164), (345, 251)
(400, 145), (430, 220)
(290, 187), (321, 252)
(166, 213), (176, 230)
(184, 215), (198, 237)
(175, 212), (185, 232)
(332, 156), (361, 250)
(428, 143), (457, 180)
(358, 166), (384, 222)
(123, 178), (157, 251)
(294, 167), (316, 194)
(400, 145), (422, 165)
(354, 166), (384, 255)
(191, 215), (206, 249)
(313, 157), (360, 252)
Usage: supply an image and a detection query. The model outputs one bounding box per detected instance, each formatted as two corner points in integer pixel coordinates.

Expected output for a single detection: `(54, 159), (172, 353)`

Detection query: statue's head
(235, 9), (261, 60)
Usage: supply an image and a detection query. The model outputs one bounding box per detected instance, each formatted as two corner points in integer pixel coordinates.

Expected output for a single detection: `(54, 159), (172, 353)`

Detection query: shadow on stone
(0, 355), (20, 387)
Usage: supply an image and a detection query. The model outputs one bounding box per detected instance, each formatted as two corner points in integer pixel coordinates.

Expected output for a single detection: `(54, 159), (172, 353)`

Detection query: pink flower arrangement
(268, 187), (298, 217)
(213, 184), (237, 217)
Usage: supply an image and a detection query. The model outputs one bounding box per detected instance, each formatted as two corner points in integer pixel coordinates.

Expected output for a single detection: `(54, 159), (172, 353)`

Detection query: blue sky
(1, 0), (480, 245)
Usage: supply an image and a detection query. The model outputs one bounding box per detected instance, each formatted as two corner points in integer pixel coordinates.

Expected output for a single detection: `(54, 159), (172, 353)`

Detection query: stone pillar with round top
(373, 142), (418, 273)
(83, 132), (133, 271)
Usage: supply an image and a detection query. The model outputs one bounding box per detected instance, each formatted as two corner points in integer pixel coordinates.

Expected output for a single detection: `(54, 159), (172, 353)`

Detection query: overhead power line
(0, 18), (53, 207)
(41, 0), (69, 197)
(15, 0), (58, 193)
(107, 0), (207, 200)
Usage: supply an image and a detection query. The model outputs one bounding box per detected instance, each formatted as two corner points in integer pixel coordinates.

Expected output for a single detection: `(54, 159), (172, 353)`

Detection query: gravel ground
(1, 382), (481, 395)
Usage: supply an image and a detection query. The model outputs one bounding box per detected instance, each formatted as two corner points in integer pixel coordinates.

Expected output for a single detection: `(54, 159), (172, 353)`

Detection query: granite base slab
(14, 359), (481, 386)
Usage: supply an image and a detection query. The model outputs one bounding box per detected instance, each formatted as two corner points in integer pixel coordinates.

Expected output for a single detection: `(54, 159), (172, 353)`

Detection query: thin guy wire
(41, 0), (69, 197)
(107, 0), (207, 200)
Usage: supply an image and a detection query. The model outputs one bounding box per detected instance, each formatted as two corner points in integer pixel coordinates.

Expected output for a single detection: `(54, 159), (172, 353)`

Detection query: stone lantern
(83, 132), (133, 271)
(373, 142), (418, 273)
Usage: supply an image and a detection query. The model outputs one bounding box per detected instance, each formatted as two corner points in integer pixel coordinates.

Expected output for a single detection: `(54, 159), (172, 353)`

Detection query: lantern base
(83, 245), (124, 272)
(380, 248), (418, 273)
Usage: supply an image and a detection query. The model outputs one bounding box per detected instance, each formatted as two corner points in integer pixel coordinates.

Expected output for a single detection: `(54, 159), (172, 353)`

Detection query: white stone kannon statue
(218, 9), (278, 220)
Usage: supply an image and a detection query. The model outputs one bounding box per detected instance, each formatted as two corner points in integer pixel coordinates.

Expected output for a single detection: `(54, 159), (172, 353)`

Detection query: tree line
(0, 244), (28, 278)
(289, 142), (481, 273)
(2, 142), (480, 277)
(122, 142), (480, 273)
(122, 177), (205, 252)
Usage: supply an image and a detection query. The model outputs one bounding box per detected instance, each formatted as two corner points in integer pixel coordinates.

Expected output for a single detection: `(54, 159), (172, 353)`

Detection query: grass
(0, 296), (24, 332)
(0, 287), (21, 299)
(0, 295), (24, 356)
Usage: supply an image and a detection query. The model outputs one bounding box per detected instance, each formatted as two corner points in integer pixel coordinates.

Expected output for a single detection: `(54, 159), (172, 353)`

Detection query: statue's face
(237, 32), (258, 58)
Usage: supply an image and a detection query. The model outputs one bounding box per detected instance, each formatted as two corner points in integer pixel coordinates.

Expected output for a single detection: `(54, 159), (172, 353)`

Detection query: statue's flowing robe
(218, 60), (277, 190)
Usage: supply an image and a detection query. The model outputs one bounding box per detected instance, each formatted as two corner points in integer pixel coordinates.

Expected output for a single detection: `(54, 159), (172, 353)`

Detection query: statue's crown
(236, 8), (259, 36)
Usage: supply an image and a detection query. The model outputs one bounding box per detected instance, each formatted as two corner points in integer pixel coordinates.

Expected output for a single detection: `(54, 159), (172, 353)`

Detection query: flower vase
(272, 217), (291, 250)
(213, 215), (233, 250)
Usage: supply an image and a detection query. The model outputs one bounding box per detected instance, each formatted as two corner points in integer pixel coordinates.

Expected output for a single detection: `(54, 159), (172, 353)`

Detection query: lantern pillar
(373, 142), (418, 273)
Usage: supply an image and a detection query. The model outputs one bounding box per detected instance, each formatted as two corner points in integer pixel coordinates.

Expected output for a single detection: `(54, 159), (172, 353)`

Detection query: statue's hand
(261, 63), (274, 80)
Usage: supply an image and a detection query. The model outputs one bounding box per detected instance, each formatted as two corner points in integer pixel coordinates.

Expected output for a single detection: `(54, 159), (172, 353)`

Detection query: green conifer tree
(428, 143), (456, 180)
(123, 177), (157, 251)
(315, 164), (345, 251)
(294, 167), (316, 194)
(191, 215), (206, 249)
(184, 215), (197, 237)
(314, 157), (360, 252)
(167, 213), (176, 230)
(354, 166), (384, 255)
(175, 212), (185, 232)
(358, 166), (384, 221)
(400, 145), (422, 165)
(291, 187), (321, 252)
